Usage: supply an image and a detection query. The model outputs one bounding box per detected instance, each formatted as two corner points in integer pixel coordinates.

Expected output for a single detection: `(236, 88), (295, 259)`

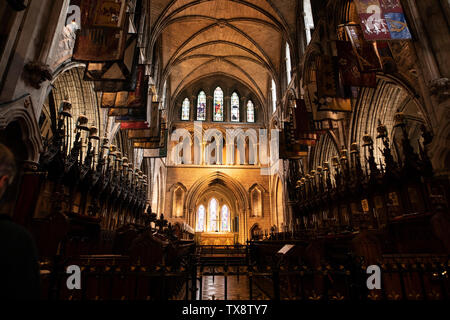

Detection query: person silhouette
(0, 143), (40, 300)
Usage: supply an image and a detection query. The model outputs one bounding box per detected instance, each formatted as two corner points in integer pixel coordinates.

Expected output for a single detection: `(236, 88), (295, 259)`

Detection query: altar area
(195, 232), (237, 246)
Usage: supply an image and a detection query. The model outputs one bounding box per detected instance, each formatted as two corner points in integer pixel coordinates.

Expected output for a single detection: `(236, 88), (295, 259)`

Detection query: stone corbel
(22, 61), (52, 90)
(429, 78), (450, 103)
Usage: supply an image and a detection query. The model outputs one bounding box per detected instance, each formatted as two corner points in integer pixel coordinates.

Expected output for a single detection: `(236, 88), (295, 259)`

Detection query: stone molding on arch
(169, 182), (188, 218)
(271, 173), (285, 229)
(184, 171), (250, 241)
(249, 183), (266, 218)
(0, 94), (43, 163)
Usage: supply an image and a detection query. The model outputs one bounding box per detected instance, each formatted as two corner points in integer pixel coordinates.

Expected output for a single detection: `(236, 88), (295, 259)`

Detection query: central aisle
(199, 275), (269, 300)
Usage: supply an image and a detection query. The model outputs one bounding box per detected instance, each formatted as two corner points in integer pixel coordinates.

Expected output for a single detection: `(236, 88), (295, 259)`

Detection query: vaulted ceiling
(149, 0), (298, 107)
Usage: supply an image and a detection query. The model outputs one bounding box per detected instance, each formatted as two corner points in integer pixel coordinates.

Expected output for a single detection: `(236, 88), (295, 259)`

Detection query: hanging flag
(113, 106), (146, 122)
(139, 130), (168, 156)
(72, 0), (128, 61)
(279, 125), (309, 159)
(81, 0), (145, 92)
(345, 25), (382, 72)
(100, 65), (146, 108)
(293, 99), (318, 145)
(127, 129), (160, 140)
(316, 55), (337, 98)
(336, 40), (377, 87)
(375, 41), (397, 73)
(354, 0), (412, 40)
(120, 122), (149, 130)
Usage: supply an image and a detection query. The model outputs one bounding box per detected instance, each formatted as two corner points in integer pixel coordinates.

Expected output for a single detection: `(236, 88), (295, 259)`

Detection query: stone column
(241, 97), (247, 123)
(207, 95), (213, 122)
(190, 95), (196, 121)
(225, 96), (231, 122)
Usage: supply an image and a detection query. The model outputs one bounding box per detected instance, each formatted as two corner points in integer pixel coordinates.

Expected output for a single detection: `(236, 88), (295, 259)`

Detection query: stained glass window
(197, 91), (206, 121)
(181, 98), (190, 120)
(213, 87), (224, 121)
(231, 92), (239, 122)
(221, 205), (230, 232)
(247, 100), (254, 123)
(208, 198), (218, 232)
(196, 205), (205, 232)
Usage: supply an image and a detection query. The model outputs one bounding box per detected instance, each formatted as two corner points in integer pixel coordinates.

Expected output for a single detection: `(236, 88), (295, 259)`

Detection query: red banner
(345, 25), (382, 73)
(120, 122), (149, 130)
(336, 40), (377, 88)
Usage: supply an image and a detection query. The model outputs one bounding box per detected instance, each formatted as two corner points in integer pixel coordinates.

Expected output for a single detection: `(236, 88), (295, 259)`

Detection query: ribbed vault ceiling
(149, 0), (296, 106)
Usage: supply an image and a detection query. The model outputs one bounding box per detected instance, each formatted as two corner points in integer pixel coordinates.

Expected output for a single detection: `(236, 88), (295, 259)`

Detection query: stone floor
(199, 275), (269, 300)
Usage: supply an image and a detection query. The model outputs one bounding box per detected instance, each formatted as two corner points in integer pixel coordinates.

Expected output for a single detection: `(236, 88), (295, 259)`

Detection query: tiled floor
(199, 275), (269, 300)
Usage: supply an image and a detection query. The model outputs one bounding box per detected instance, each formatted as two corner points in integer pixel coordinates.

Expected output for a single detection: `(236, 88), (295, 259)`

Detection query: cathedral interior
(0, 0), (449, 303)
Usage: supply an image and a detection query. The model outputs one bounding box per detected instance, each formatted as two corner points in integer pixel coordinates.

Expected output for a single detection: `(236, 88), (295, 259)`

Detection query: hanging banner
(336, 40), (377, 87)
(148, 102), (161, 138)
(100, 65), (146, 108)
(293, 99), (318, 145)
(316, 55), (337, 98)
(310, 87), (352, 112)
(127, 129), (160, 140)
(345, 25), (382, 72)
(279, 125), (309, 159)
(81, 0), (144, 92)
(120, 122), (149, 130)
(112, 106), (146, 122)
(375, 41), (397, 73)
(354, 0), (412, 40)
(140, 130), (168, 157)
(72, 0), (128, 61)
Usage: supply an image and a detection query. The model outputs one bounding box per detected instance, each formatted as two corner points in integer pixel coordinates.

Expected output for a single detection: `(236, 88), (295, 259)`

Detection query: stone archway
(185, 171), (249, 244)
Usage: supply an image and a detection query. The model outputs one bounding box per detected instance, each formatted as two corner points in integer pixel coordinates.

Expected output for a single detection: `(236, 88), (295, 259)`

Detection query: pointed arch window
(196, 205), (206, 232)
(271, 79), (277, 113)
(286, 43), (292, 84)
(221, 205), (230, 232)
(161, 80), (167, 110)
(197, 91), (206, 121)
(304, 0), (315, 45)
(231, 92), (240, 122)
(247, 100), (255, 123)
(213, 87), (224, 121)
(208, 198), (218, 232)
(181, 98), (190, 120)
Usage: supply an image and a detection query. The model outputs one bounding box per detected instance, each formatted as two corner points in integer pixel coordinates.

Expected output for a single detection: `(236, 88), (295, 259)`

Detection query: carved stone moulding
(22, 61), (52, 90)
(429, 77), (450, 103)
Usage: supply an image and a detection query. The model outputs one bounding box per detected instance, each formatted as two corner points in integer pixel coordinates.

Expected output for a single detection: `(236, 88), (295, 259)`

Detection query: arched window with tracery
(181, 98), (190, 120)
(213, 87), (224, 121)
(196, 205), (206, 231)
(208, 198), (218, 231)
(197, 91), (206, 121)
(231, 92), (239, 122)
(221, 205), (230, 232)
(247, 100), (255, 123)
